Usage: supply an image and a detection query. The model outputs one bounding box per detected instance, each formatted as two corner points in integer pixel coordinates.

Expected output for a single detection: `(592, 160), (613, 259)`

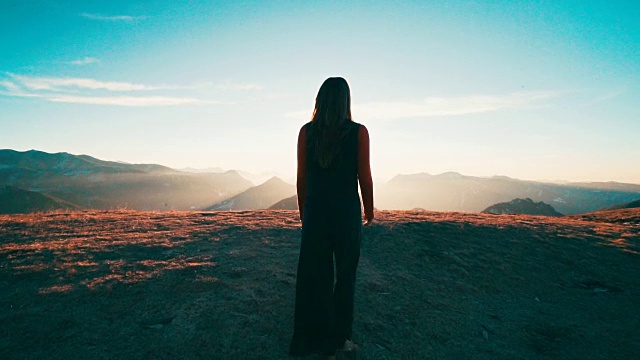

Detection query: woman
(289, 77), (374, 359)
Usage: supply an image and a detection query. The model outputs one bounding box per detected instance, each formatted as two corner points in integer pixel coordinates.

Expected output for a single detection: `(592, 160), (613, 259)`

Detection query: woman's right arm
(358, 125), (374, 225)
(296, 125), (308, 222)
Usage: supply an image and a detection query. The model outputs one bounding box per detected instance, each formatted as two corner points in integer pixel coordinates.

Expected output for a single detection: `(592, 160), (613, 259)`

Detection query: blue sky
(1, 0), (639, 183)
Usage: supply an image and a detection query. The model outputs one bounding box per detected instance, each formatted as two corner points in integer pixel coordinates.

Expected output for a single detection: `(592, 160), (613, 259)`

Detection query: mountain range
(0, 149), (253, 211)
(2, 149), (639, 215)
(376, 172), (640, 214)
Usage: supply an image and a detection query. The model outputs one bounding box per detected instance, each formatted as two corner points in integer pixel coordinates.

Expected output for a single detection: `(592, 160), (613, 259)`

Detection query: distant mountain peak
(491, 175), (513, 180)
(222, 170), (252, 184)
(260, 176), (289, 187)
(223, 169), (240, 176)
(436, 171), (464, 179)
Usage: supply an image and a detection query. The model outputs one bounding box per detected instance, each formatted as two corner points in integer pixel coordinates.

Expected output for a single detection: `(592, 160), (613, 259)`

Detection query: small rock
(139, 316), (175, 328)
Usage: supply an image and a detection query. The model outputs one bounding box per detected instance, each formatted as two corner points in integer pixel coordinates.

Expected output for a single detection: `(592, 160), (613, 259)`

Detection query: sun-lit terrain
(1, 209), (639, 359)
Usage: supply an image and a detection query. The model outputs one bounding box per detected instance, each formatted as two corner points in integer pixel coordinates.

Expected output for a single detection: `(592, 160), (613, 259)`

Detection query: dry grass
(1, 209), (639, 359)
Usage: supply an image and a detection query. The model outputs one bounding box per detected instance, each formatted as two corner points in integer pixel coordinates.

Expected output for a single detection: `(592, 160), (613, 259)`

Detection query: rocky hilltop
(482, 198), (563, 216)
(0, 185), (78, 214)
(268, 195), (298, 210)
(602, 199), (640, 211)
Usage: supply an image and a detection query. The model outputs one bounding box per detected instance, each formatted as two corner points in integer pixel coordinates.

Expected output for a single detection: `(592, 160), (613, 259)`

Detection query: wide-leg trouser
(289, 208), (362, 356)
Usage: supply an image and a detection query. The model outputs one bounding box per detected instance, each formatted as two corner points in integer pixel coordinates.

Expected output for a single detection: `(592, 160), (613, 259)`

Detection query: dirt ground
(1, 209), (639, 359)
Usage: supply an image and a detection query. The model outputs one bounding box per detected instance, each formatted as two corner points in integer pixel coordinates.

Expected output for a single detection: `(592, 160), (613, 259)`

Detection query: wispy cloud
(0, 85), (215, 107)
(68, 57), (100, 66)
(0, 80), (45, 98)
(47, 95), (216, 107)
(285, 91), (561, 120)
(9, 74), (162, 92)
(0, 74), (220, 107)
(355, 91), (559, 119)
(80, 13), (147, 21)
(0, 80), (20, 92)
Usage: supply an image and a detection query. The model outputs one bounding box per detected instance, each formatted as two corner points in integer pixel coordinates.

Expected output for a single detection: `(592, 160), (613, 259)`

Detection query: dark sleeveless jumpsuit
(289, 121), (363, 357)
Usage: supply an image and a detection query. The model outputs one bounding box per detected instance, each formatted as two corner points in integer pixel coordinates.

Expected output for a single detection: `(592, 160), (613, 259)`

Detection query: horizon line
(1, 148), (639, 186)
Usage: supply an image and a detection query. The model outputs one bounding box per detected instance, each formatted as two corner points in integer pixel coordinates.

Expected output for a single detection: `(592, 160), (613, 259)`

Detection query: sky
(1, 0), (639, 183)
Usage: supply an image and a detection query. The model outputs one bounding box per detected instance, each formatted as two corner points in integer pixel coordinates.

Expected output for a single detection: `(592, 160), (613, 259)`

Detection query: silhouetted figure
(289, 77), (374, 359)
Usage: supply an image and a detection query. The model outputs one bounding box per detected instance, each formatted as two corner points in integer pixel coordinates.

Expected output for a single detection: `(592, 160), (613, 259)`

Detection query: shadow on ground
(1, 209), (639, 359)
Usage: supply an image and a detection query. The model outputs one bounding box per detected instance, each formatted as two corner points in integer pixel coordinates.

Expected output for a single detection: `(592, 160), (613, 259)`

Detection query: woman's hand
(364, 212), (374, 226)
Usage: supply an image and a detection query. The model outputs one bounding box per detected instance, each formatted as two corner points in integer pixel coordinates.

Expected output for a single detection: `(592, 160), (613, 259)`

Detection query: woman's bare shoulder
(299, 122), (311, 135)
(301, 121), (312, 131)
(357, 123), (369, 137)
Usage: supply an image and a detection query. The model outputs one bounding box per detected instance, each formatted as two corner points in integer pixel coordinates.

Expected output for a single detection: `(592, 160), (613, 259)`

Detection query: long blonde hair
(309, 77), (353, 168)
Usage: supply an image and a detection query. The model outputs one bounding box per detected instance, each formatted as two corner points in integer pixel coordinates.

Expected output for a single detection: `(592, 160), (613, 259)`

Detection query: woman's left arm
(296, 125), (308, 222)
